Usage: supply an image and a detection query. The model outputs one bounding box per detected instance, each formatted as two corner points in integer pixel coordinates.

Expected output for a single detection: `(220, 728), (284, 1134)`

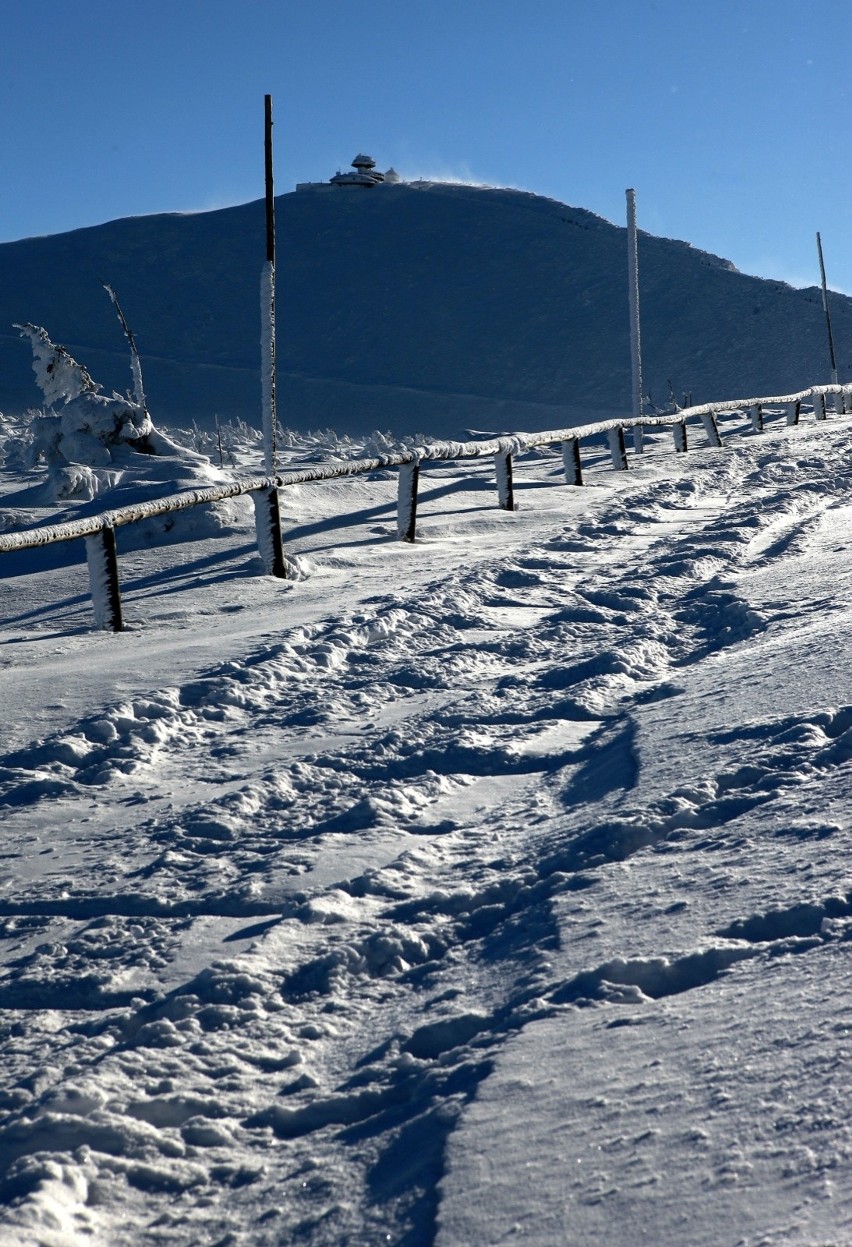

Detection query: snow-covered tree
(14, 323), (200, 501)
(11, 312), (250, 541)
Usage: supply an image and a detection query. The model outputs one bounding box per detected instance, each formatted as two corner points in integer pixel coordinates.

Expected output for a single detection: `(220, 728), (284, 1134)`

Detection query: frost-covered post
(253, 487), (287, 578)
(607, 426), (629, 471)
(85, 526), (123, 632)
(673, 420), (688, 452)
(748, 403), (764, 433)
(562, 438), (583, 486)
(626, 189), (644, 454)
(817, 232), (839, 386)
(397, 460), (420, 542)
(786, 400), (800, 427)
(813, 392), (827, 421)
(260, 94), (277, 476)
(495, 450), (515, 510)
(700, 410), (722, 447)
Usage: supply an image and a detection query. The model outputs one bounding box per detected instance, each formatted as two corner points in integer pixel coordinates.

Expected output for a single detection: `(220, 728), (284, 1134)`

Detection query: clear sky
(4, 0), (852, 290)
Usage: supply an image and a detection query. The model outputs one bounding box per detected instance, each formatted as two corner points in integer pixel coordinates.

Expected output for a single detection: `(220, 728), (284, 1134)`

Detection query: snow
(1, 397), (852, 1244)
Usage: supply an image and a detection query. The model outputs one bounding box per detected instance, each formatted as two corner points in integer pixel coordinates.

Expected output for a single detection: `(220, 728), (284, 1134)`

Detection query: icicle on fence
(607, 427), (629, 471)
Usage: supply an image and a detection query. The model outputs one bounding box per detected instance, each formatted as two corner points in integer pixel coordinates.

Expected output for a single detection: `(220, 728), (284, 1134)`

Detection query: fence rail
(1, 382), (849, 631)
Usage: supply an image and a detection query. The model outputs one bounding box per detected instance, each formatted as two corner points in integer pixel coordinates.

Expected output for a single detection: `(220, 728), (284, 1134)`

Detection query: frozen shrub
(14, 323), (212, 502)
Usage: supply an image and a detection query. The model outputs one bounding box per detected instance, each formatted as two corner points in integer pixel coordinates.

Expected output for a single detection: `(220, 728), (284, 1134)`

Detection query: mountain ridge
(1, 182), (846, 437)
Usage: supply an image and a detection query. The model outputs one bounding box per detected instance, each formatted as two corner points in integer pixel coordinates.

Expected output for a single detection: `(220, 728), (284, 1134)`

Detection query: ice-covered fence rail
(0, 381), (848, 632)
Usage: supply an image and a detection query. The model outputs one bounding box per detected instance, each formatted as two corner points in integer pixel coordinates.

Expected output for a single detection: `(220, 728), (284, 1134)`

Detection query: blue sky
(4, 0), (852, 289)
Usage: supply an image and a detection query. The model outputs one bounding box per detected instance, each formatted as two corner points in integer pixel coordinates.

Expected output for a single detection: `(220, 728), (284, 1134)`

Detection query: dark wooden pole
(817, 232), (839, 385)
(397, 462), (420, 541)
(261, 94), (277, 475)
(495, 451), (515, 510)
(265, 95), (275, 266)
(85, 527), (124, 632)
(607, 427), (629, 470)
(563, 439), (583, 485)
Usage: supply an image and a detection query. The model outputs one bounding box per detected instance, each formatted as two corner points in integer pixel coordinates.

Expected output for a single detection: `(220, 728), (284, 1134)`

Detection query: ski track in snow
(2, 424), (852, 1243)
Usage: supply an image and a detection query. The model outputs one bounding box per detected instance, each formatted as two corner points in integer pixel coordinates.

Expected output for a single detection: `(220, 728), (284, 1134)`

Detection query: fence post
(673, 420), (688, 452)
(786, 400), (800, 426)
(562, 439), (583, 486)
(607, 427), (629, 470)
(252, 487), (287, 578)
(632, 424), (645, 454)
(397, 460), (420, 542)
(749, 403), (764, 433)
(495, 450), (515, 510)
(700, 411), (722, 447)
(85, 525), (123, 632)
(813, 393), (827, 421)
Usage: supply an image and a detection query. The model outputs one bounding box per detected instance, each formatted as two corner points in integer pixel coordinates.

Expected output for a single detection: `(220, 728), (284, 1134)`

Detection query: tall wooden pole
(261, 94), (277, 474)
(626, 188), (644, 452)
(817, 231), (839, 386)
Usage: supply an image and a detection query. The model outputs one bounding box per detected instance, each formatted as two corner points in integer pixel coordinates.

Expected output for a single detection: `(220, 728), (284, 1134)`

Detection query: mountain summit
(1, 182), (847, 436)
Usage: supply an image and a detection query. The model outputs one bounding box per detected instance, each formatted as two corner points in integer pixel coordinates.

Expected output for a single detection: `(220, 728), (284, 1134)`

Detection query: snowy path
(2, 421), (852, 1244)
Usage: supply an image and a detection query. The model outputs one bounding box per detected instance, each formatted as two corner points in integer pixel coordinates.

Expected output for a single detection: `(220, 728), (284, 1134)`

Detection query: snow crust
(2, 409), (852, 1242)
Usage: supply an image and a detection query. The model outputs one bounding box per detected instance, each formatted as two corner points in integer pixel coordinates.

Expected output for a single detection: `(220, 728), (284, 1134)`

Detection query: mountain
(1, 181), (848, 436)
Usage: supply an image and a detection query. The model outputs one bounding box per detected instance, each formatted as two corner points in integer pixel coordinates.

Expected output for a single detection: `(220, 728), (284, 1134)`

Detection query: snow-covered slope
(2, 410), (852, 1243)
(1, 183), (849, 435)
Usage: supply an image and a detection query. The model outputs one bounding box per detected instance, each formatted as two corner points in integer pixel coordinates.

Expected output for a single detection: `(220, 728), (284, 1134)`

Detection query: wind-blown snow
(1, 409), (852, 1243)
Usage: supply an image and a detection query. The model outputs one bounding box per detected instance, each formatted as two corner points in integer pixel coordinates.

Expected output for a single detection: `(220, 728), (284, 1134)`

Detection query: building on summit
(297, 155), (402, 192)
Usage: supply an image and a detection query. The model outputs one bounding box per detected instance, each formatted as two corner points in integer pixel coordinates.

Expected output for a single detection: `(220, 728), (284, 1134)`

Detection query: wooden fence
(0, 382), (848, 632)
